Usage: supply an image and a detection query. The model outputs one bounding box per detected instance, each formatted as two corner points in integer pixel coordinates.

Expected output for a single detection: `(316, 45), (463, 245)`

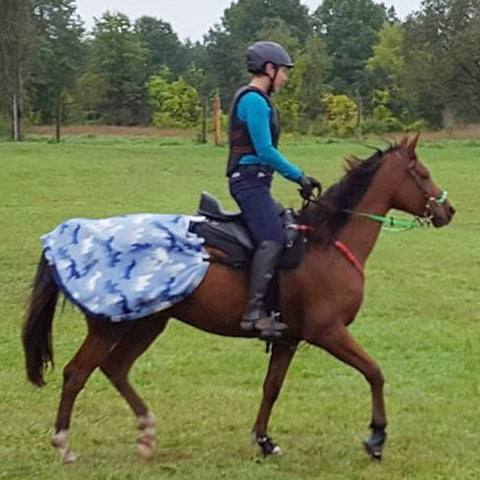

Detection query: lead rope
(353, 212), (425, 232)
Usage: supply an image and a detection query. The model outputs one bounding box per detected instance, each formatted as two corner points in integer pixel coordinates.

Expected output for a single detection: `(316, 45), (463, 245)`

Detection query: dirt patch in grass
(24, 123), (480, 141)
(418, 124), (480, 140)
(25, 125), (196, 137)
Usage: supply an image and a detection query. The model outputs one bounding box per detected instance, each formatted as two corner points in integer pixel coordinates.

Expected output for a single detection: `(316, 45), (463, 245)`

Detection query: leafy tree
(255, 17), (300, 53)
(296, 36), (332, 123)
(272, 36), (332, 132)
(182, 64), (210, 97)
(312, 0), (388, 96)
(274, 57), (303, 131)
(28, 0), (84, 140)
(205, 0), (312, 108)
(322, 93), (357, 136)
(147, 67), (201, 128)
(82, 12), (148, 124)
(183, 40), (209, 71)
(370, 89), (403, 131)
(0, 0), (33, 140)
(367, 22), (405, 81)
(221, 0), (311, 43)
(71, 71), (107, 123)
(205, 26), (249, 109)
(449, 15), (480, 120)
(135, 16), (185, 78)
(366, 22), (411, 121)
(404, 0), (480, 125)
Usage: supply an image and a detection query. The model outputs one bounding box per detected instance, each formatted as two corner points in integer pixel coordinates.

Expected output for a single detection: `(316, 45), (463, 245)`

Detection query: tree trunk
(200, 97), (207, 144)
(355, 89), (363, 142)
(12, 92), (19, 141)
(12, 65), (24, 141)
(55, 91), (61, 142)
(213, 95), (221, 146)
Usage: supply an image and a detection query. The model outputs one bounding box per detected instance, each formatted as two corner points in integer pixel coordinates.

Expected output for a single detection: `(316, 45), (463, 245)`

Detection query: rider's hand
(298, 175), (322, 199)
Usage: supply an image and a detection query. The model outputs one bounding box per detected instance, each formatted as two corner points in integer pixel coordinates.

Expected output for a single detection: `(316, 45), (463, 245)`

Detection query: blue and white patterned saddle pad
(41, 214), (210, 322)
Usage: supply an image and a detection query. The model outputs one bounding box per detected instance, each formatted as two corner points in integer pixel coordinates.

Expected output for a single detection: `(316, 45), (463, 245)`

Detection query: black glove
(298, 175), (322, 199)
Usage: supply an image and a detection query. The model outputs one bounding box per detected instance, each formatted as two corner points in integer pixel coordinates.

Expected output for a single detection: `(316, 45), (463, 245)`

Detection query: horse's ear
(407, 133), (420, 156)
(398, 135), (408, 148)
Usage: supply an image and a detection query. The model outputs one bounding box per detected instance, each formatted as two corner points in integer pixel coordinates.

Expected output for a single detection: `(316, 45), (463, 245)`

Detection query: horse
(22, 135), (455, 463)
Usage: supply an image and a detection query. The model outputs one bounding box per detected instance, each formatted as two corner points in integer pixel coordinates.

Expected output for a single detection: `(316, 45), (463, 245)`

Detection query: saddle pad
(41, 214), (209, 321)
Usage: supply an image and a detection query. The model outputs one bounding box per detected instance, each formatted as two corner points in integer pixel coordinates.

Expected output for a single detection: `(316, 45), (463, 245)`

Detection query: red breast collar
(333, 239), (364, 277)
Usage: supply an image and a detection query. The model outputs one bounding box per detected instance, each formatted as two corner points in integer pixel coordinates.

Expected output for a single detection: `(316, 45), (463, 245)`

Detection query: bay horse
(22, 135), (455, 463)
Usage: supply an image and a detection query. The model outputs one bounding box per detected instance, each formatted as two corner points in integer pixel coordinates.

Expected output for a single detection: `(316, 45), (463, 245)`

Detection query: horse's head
(387, 135), (455, 227)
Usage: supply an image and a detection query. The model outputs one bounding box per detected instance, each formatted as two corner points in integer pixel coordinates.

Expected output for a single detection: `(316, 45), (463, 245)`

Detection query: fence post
(200, 97), (208, 143)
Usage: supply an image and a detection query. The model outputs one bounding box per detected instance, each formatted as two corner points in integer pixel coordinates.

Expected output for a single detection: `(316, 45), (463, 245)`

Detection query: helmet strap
(267, 66), (279, 96)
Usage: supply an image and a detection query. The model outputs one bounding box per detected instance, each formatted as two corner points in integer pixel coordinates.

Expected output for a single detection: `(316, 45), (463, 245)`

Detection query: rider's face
(264, 64), (290, 92)
(274, 66), (289, 91)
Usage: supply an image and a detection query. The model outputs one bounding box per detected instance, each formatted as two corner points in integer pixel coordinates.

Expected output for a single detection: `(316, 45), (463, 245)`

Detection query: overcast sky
(75, 0), (423, 41)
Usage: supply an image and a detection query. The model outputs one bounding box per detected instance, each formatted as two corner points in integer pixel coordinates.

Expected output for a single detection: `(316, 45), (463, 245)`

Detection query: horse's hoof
(137, 440), (155, 459)
(363, 439), (382, 460)
(363, 428), (386, 461)
(62, 449), (78, 464)
(256, 436), (282, 457)
(270, 444), (282, 456)
(51, 429), (77, 464)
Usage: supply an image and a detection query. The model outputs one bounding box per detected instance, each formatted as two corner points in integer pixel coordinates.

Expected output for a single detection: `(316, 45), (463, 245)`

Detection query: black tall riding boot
(240, 240), (288, 339)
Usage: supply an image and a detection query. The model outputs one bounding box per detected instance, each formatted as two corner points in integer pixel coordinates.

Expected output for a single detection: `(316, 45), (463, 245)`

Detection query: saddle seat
(191, 191), (306, 270)
(197, 192), (243, 222)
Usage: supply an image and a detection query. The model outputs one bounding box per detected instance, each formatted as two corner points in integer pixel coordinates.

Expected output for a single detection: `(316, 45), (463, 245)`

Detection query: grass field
(0, 135), (479, 479)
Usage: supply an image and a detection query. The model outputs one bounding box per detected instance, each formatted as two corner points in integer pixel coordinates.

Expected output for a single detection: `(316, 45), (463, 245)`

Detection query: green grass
(0, 136), (479, 479)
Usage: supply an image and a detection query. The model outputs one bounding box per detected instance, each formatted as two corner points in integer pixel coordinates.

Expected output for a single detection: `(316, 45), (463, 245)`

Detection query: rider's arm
(238, 92), (303, 182)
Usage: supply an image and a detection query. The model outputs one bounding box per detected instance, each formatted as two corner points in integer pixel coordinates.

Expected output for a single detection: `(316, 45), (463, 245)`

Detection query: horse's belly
(168, 263), (254, 338)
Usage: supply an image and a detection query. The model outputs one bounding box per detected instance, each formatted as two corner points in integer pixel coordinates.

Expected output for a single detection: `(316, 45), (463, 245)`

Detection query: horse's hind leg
(100, 315), (169, 459)
(252, 342), (298, 456)
(52, 320), (130, 463)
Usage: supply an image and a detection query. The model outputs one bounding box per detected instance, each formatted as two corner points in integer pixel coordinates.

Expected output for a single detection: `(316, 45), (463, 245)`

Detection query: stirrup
(257, 316), (288, 341)
(240, 308), (268, 331)
(241, 313), (288, 340)
(254, 316), (287, 332)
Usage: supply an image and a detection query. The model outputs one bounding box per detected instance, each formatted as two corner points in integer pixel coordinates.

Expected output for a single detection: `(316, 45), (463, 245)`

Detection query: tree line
(1, 0), (479, 140)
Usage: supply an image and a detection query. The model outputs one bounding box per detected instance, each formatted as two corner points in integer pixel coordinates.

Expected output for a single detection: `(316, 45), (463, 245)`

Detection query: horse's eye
(412, 160), (430, 179)
(418, 166), (430, 179)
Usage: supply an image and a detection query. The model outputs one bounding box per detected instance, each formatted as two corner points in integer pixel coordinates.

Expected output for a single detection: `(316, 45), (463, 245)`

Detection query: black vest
(226, 86), (280, 177)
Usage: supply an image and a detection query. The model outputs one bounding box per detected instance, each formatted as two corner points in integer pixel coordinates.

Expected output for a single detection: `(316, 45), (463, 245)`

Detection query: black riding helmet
(246, 41), (293, 74)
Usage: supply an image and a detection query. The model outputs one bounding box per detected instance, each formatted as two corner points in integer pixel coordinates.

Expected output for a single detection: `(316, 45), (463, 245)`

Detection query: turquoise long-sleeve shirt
(237, 91), (303, 182)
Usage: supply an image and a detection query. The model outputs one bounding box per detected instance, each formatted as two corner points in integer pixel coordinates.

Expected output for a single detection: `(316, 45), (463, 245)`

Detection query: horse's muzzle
(432, 203), (455, 227)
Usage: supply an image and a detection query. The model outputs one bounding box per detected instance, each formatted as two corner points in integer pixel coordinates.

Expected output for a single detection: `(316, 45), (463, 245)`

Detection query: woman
(227, 41), (321, 340)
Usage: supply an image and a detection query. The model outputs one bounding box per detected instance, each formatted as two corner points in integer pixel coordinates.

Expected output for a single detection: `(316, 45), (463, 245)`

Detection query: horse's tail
(22, 254), (59, 387)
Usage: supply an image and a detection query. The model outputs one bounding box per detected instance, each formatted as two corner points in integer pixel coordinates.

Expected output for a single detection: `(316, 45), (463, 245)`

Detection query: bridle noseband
(405, 155), (448, 225)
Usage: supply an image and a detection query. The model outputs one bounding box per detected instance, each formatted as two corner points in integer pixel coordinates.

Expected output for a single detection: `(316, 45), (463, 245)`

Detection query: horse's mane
(300, 144), (400, 244)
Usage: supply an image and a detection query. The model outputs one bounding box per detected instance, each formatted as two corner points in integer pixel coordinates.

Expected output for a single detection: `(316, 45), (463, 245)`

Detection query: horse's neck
(337, 169), (393, 267)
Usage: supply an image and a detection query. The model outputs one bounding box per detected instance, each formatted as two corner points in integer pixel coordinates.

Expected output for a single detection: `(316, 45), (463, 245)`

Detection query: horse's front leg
(307, 324), (387, 460)
(252, 341), (298, 456)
